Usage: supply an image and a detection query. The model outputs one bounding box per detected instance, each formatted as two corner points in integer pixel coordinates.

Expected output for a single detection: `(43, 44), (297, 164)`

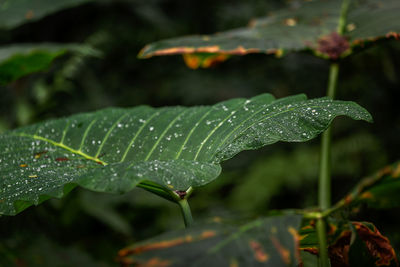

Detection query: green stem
(138, 182), (195, 227)
(178, 198), (194, 228)
(319, 63), (339, 211)
(317, 60), (339, 267)
(317, 1), (349, 264)
(337, 0), (351, 35)
(316, 218), (330, 267)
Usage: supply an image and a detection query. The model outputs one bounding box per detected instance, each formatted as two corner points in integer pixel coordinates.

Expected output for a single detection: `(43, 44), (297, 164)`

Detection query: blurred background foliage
(0, 0), (399, 266)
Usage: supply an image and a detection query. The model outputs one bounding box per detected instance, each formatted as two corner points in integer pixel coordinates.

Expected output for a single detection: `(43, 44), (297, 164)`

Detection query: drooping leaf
(0, 93), (372, 215)
(331, 222), (398, 267)
(139, 0), (400, 64)
(334, 161), (400, 209)
(347, 224), (375, 267)
(117, 215), (302, 267)
(0, 43), (101, 85)
(300, 220), (398, 267)
(0, 0), (96, 29)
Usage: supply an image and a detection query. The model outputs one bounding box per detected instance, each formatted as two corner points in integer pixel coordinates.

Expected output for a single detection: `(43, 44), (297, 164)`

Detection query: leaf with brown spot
(316, 32), (350, 59)
(329, 222), (398, 267)
(140, 0), (400, 62)
(117, 215), (302, 267)
(55, 157), (70, 162)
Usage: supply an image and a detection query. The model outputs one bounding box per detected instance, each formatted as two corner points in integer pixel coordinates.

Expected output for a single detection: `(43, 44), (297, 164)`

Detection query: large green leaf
(0, 43), (100, 85)
(139, 0), (400, 65)
(117, 215), (302, 267)
(0, 93), (372, 215)
(0, 0), (96, 29)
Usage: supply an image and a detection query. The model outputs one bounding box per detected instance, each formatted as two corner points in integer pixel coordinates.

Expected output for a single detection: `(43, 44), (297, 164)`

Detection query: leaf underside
(0, 93), (372, 215)
(117, 215), (302, 267)
(139, 0), (400, 63)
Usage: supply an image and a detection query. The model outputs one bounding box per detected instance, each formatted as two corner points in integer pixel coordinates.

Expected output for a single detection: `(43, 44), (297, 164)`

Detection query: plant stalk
(178, 198), (194, 228)
(317, 60), (340, 267)
(318, 63), (339, 211)
(316, 0), (349, 258)
(316, 218), (330, 267)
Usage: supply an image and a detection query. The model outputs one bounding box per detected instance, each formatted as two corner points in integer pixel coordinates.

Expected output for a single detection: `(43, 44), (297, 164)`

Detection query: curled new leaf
(0, 93), (372, 215)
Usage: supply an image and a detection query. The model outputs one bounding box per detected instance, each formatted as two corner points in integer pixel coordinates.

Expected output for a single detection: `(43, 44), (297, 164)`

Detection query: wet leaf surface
(117, 215), (302, 267)
(139, 0), (400, 62)
(0, 93), (372, 215)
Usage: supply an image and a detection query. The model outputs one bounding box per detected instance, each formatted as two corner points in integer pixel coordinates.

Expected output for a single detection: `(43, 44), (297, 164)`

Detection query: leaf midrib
(15, 133), (108, 166)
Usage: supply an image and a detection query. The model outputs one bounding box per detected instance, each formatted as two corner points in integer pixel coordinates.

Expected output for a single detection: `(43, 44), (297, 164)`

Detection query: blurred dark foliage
(0, 0), (399, 265)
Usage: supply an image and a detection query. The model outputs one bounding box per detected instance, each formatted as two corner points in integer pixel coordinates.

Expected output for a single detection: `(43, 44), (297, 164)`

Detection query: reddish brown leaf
(329, 222), (398, 267)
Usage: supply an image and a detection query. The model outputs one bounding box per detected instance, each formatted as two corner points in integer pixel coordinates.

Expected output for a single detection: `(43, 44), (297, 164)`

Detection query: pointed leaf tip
(0, 94), (371, 215)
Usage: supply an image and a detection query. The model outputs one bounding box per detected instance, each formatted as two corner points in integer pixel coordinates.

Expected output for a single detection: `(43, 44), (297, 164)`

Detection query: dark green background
(0, 0), (399, 265)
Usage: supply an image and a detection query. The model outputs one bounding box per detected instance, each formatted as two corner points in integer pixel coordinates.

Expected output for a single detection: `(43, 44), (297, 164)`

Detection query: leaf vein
(193, 102), (244, 161)
(175, 108), (213, 159)
(120, 111), (160, 162)
(95, 113), (129, 158)
(144, 109), (187, 161)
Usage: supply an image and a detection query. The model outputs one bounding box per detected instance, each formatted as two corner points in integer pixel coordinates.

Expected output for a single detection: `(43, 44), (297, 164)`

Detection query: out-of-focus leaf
(0, 236), (108, 267)
(300, 221), (398, 267)
(0, 43), (101, 85)
(228, 131), (384, 213)
(80, 190), (132, 236)
(0, 94), (372, 215)
(139, 0), (400, 64)
(335, 161), (400, 209)
(0, 0), (96, 29)
(300, 250), (318, 267)
(117, 215), (302, 267)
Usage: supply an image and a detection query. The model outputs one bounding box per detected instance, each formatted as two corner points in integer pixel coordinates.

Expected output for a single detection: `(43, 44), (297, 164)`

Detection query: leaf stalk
(177, 198), (194, 228)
